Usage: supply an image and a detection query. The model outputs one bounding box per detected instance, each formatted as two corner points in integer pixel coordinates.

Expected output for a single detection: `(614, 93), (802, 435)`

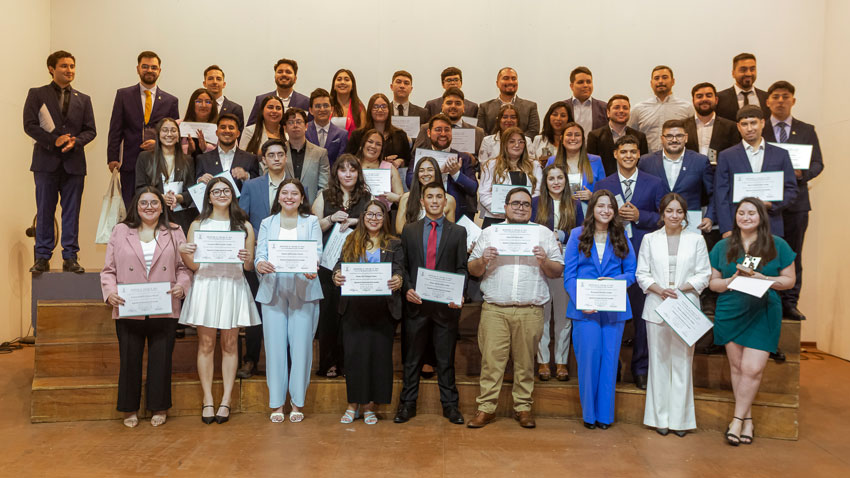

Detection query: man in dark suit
(684, 82), (741, 165)
(566, 66), (608, 136)
(594, 135), (667, 389)
(715, 53), (770, 122)
(390, 70), (429, 123)
(306, 88), (347, 166)
(587, 95), (649, 176)
(195, 114), (260, 191)
(413, 88), (484, 158)
(24, 50), (96, 273)
(762, 81), (824, 321)
(107, 50), (180, 207)
(425, 67), (478, 120)
(477, 67), (540, 138)
(203, 65), (244, 130)
(246, 58), (310, 126)
(395, 181), (468, 425)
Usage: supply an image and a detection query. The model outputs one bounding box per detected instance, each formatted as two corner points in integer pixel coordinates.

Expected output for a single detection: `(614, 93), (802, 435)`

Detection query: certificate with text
(179, 121), (218, 142)
(413, 148), (457, 171)
(456, 215), (482, 250)
(492, 224), (537, 256)
(732, 171), (784, 203)
(491, 184), (532, 214)
(450, 128), (475, 153)
(768, 142), (812, 170)
(340, 262), (392, 296)
(363, 168), (392, 195)
(320, 224), (353, 270)
(654, 291), (713, 347)
(576, 279), (628, 312)
(268, 240), (318, 273)
(117, 282), (173, 318)
(391, 116), (421, 139)
(416, 268), (464, 305)
(194, 230), (245, 263)
(684, 210), (703, 234)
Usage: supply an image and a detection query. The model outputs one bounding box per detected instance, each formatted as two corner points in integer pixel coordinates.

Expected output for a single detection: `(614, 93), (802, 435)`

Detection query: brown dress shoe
(514, 411), (536, 428)
(236, 361), (256, 379)
(466, 410), (496, 428)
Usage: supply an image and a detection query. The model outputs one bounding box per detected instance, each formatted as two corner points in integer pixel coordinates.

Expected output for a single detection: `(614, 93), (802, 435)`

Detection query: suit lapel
(284, 144), (295, 179)
(125, 227), (146, 271)
(413, 219), (426, 265)
(672, 154), (693, 191)
(600, 234), (615, 272)
(149, 89), (167, 125)
(736, 146), (753, 173)
(150, 228), (170, 270)
(302, 144), (317, 181)
(261, 175), (271, 213)
(43, 86), (64, 124)
(210, 150), (224, 174)
(434, 221), (451, 266)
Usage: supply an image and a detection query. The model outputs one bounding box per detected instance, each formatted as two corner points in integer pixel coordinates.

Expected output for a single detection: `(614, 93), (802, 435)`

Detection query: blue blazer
(593, 171), (667, 252)
(107, 84), (180, 171)
(405, 150), (479, 219)
(545, 153), (606, 225)
(638, 149), (715, 222)
(714, 142), (797, 236)
(23, 84), (97, 175)
(762, 118), (824, 213)
(306, 120), (348, 166)
(563, 226), (637, 321)
(254, 213), (323, 303)
(239, 174), (276, 235)
(246, 90), (310, 126)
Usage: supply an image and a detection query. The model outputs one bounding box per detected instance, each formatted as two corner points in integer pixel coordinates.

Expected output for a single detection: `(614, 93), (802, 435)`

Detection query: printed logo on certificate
(492, 223), (537, 256)
(340, 262), (392, 296)
(415, 268), (465, 305)
(732, 171), (784, 203)
(268, 240), (318, 273)
(575, 279), (628, 312)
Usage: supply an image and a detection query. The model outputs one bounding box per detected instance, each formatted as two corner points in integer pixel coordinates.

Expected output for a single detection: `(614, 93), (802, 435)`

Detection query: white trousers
(537, 276), (572, 365)
(643, 320), (696, 430)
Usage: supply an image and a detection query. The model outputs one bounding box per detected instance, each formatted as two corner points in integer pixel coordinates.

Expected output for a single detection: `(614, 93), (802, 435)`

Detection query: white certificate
(340, 262), (392, 296)
(653, 291), (713, 347)
(194, 230), (245, 263)
(727, 276), (774, 298)
(391, 116), (421, 139)
(414, 148), (457, 171)
(117, 282), (173, 318)
(320, 223), (354, 270)
(576, 279), (628, 312)
(456, 215), (482, 250)
(450, 128), (476, 153)
(732, 171), (784, 203)
(568, 173), (582, 195)
(768, 142), (812, 170)
(491, 184), (532, 214)
(187, 171), (242, 210)
(363, 168), (392, 195)
(330, 117), (347, 131)
(462, 116), (478, 127)
(268, 240), (317, 273)
(416, 268), (464, 305)
(685, 210), (703, 234)
(179, 121), (218, 142)
(164, 181), (184, 211)
(492, 223), (537, 256)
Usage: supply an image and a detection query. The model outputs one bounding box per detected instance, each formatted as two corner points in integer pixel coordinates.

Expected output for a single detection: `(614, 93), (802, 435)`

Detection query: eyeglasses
(371, 104), (388, 111)
(210, 189), (232, 197)
(364, 212), (384, 219)
(139, 64), (160, 71)
(662, 134), (686, 140)
(194, 99), (213, 105)
(508, 201), (532, 210)
(312, 103), (331, 110)
(139, 200), (160, 208)
(286, 119), (305, 126)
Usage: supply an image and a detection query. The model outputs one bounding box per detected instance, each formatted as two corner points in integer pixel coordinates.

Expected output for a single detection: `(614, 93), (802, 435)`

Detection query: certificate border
(490, 184), (533, 215)
(193, 230), (246, 264)
(268, 239), (318, 273)
(117, 281), (173, 318)
(731, 171), (785, 203)
(654, 289), (713, 347)
(492, 222), (537, 256)
(362, 168), (393, 195)
(575, 278), (629, 312)
(767, 142), (812, 170)
(339, 262), (393, 297)
(415, 268), (465, 305)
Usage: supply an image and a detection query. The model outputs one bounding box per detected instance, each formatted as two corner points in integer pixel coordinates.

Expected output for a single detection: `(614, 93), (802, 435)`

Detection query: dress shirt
(662, 151), (684, 188)
(770, 116), (793, 143)
(629, 95), (693, 152)
(279, 92), (292, 109)
(139, 84), (158, 112)
(471, 222), (563, 306)
(218, 145), (236, 172)
(268, 175), (283, 212)
(215, 95), (224, 111)
(610, 123), (627, 143)
(421, 215), (445, 258)
(315, 122), (330, 147)
(618, 169), (639, 189)
(392, 101), (410, 116)
(571, 97), (593, 137)
(289, 142), (306, 179)
(734, 84), (760, 109)
(743, 139), (765, 173)
(695, 114), (715, 156)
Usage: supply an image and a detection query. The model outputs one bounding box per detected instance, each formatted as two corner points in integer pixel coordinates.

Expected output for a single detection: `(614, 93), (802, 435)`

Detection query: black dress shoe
(634, 374), (648, 390)
(656, 427), (669, 436)
(673, 430), (688, 437)
(595, 422), (610, 430)
(784, 306), (806, 321)
(443, 406), (464, 425)
(583, 421), (596, 430)
(62, 258), (85, 273)
(393, 404), (416, 423)
(700, 343), (725, 355)
(770, 349), (786, 363)
(214, 405), (231, 424)
(29, 258), (50, 274)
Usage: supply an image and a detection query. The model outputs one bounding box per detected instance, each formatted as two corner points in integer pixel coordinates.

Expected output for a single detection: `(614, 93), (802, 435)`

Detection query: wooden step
(36, 300), (113, 341)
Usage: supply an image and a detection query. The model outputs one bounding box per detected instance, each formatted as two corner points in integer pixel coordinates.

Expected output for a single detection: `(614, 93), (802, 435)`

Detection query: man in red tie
(396, 181), (468, 425)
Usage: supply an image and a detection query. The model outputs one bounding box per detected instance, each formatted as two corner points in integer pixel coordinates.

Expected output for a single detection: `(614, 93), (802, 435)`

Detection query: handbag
(95, 170), (127, 244)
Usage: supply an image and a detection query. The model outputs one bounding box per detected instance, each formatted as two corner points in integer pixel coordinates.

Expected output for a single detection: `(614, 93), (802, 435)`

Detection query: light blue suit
(563, 226), (636, 425)
(255, 213), (323, 409)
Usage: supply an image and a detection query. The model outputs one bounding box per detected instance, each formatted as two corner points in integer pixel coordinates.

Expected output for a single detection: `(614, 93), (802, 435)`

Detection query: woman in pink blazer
(100, 187), (193, 428)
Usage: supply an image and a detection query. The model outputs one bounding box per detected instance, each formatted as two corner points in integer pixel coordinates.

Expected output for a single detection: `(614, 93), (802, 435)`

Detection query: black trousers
(242, 270), (264, 364)
(399, 303), (459, 407)
(342, 297), (395, 404)
(781, 210), (808, 308)
(317, 268), (344, 374)
(115, 317), (177, 413)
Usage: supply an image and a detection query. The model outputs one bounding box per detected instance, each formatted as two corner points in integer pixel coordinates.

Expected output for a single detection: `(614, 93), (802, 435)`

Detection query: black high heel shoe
(725, 417), (743, 446)
(215, 405), (231, 424)
(201, 405), (216, 425)
(740, 417), (754, 444)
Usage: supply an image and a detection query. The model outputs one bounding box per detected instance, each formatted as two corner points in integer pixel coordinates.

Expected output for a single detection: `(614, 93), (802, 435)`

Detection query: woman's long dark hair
(657, 192), (689, 228)
(405, 157), (442, 224)
(725, 197), (777, 265)
(553, 121), (595, 187)
(330, 68), (364, 129)
(144, 118), (191, 187)
(540, 101), (574, 144)
(324, 154), (371, 211)
(362, 93), (401, 136)
(270, 178), (313, 217)
(183, 88), (219, 122)
(122, 187), (178, 230)
(355, 129), (385, 163)
(340, 200), (396, 262)
(196, 177), (248, 232)
(578, 189), (629, 259)
(535, 164), (577, 233)
(493, 104), (521, 136)
(245, 95), (284, 155)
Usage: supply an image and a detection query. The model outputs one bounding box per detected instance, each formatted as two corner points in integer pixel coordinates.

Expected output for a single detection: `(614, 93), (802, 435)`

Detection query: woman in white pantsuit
(636, 192), (710, 437)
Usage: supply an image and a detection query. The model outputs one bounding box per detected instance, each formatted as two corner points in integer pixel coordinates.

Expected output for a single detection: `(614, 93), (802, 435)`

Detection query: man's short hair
(691, 82), (717, 97)
(767, 80), (796, 97)
(309, 88), (331, 107)
(615, 135), (640, 150)
(607, 94), (630, 109)
(441, 67), (462, 82)
(733, 53), (757, 68)
(421, 181), (446, 195)
(274, 58), (298, 75)
(570, 66), (592, 83)
(497, 66), (516, 79)
(261, 139), (286, 156)
(442, 87), (464, 101)
(217, 113), (240, 128)
(392, 70), (413, 82)
(505, 187), (532, 204)
(47, 50), (74, 69)
(428, 113), (452, 130)
(282, 107), (308, 124)
(203, 64), (224, 79)
(736, 105), (764, 122)
(651, 65), (673, 79)
(137, 50), (161, 65)
(662, 119), (686, 132)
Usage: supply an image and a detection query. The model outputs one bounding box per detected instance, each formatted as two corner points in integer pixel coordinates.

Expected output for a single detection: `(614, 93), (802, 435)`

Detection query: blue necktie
(777, 122), (788, 143)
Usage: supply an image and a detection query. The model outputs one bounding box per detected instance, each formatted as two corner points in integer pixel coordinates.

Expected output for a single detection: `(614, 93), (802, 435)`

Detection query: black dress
(346, 128), (413, 166)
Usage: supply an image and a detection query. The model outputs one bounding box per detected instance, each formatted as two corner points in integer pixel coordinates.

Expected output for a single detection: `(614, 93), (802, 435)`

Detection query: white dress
(179, 219), (261, 329)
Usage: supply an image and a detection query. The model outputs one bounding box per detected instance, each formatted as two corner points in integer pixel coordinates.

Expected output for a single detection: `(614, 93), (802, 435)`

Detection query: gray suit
(411, 121), (484, 157)
(285, 141), (330, 204)
(477, 96), (540, 138)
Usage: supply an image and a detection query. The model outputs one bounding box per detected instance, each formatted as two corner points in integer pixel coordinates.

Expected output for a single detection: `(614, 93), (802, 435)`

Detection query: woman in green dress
(708, 197), (796, 446)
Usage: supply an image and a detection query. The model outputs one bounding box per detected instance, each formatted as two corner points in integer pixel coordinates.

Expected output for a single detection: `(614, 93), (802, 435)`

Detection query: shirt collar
(218, 145), (235, 156)
(51, 81), (70, 92)
(499, 95), (517, 106)
(695, 112), (715, 126)
(216, 96), (225, 108)
(618, 169), (638, 182)
(734, 84), (754, 97)
(662, 150), (683, 163)
(425, 215), (445, 226)
(571, 97), (592, 107)
(771, 115), (793, 128)
(393, 100), (410, 109)
(743, 139), (765, 153)
(140, 84), (157, 96)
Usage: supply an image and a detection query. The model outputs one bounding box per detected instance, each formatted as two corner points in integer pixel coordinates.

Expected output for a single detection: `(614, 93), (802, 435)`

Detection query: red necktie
(426, 220), (437, 269)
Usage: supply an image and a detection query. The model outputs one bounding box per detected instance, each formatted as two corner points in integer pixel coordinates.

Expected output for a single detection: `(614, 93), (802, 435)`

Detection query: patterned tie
(426, 221), (438, 269)
(318, 129), (326, 148)
(144, 90), (152, 125)
(777, 122), (788, 143)
(622, 179), (634, 203)
(397, 104), (404, 116)
(742, 90), (751, 106)
(61, 87), (70, 117)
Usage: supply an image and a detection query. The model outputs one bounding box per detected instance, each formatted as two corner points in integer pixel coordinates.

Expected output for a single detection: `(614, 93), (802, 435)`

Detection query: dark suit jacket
(404, 149), (479, 219)
(134, 151), (195, 208)
(565, 97), (609, 131)
(107, 84), (180, 171)
(714, 142), (797, 236)
(239, 174), (276, 234)
(194, 148), (260, 190)
(593, 171), (667, 252)
(400, 219), (468, 319)
(24, 83), (96, 175)
(425, 97), (478, 120)
(477, 96), (540, 138)
(411, 121), (484, 157)
(762, 118), (823, 212)
(246, 90), (310, 126)
(334, 239), (404, 321)
(306, 120), (348, 166)
(586, 125), (650, 176)
(715, 87), (770, 122)
(638, 150), (716, 222)
(346, 128), (413, 165)
(684, 115), (741, 161)
(220, 96), (244, 130)
(392, 101), (430, 124)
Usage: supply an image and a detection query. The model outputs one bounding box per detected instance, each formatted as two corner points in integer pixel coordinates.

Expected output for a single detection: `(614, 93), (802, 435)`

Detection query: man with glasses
(306, 88), (347, 166)
(283, 107), (329, 204)
(413, 87), (484, 157)
(466, 188), (564, 429)
(425, 67), (479, 119)
(195, 114), (259, 192)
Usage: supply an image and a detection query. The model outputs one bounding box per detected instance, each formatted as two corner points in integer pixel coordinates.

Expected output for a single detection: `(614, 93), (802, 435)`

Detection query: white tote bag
(95, 170), (126, 244)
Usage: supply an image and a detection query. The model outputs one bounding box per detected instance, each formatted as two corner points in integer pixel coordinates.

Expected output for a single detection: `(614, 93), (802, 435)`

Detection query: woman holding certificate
(178, 177), (261, 424)
(396, 157), (456, 233)
(354, 129), (404, 208)
(181, 88), (218, 158)
(241, 96), (285, 157)
(346, 93), (412, 168)
(635, 193), (710, 437)
(708, 198), (796, 445)
(547, 122), (605, 225)
(332, 200), (403, 424)
(255, 179), (324, 423)
(100, 187), (192, 428)
(563, 189), (636, 430)
(478, 127), (542, 229)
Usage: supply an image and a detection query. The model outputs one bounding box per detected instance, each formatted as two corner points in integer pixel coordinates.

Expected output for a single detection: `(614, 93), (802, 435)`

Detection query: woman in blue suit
(564, 189), (636, 429)
(545, 122), (605, 225)
(255, 179), (323, 424)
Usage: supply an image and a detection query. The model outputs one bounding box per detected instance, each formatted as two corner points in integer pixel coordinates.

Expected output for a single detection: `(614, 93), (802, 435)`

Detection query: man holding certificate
(467, 188), (564, 429)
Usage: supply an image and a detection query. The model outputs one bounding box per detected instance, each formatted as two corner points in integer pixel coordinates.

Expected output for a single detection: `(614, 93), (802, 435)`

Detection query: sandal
(150, 413), (167, 427)
(538, 365), (551, 381)
(740, 418), (754, 445)
(340, 408), (359, 424)
(123, 415), (139, 428)
(725, 416), (743, 446)
(364, 411), (378, 425)
(269, 411), (285, 423)
(326, 366), (338, 378)
(289, 410), (305, 423)
(556, 364), (570, 382)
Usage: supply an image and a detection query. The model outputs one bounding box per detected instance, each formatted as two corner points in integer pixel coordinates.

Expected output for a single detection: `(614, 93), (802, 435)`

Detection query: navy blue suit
(220, 96), (244, 130)
(246, 90), (310, 126)
(638, 149), (715, 223)
(107, 84), (180, 206)
(714, 141), (797, 237)
(404, 150), (478, 219)
(24, 83), (96, 260)
(194, 148), (260, 191)
(305, 121), (348, 166)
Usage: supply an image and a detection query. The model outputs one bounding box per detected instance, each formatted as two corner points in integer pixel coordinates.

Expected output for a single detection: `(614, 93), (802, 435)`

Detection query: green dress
(709, 236), (796, 352)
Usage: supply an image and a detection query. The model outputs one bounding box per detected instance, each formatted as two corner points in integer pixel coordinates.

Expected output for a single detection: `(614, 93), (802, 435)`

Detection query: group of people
(26, 49), (821, 444)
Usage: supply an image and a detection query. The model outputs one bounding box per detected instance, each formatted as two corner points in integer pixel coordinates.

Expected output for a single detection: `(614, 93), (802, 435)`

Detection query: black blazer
(425, 97), (479, 120)
(408, 103), (431, 124)
(586, 125), (650, 176)
(334, 239), (404, 321)
(345, 128), (412, 165)
(194, 148), (260, 190)
(134, 150), (195, 209)
(400, 218), (468, 318)
(683, 115), (741, 161)
(220, 96), (245, 131)
(715, 87), (770, 122)
(762, 118), (824, 213)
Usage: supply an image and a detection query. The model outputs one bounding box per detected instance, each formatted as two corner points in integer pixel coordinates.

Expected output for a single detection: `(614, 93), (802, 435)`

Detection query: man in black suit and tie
(425, 67), (478, 120)
(246, 58), (310, 126)
(587, 95), (649, 176)
(24, 50), (96, 273)
(762, 81), (824, 321)
(203, 65), (244, 130)
(477, 67), (540, 138)
(413, 88), (484, 159)
(715, 53), (771, 122)
(684, 82), (741, 165)
(390, 70), (429, 124)
(566, 66), (608, 137)
(395, 181), (468, 425)
(195, 114), (260, 191)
